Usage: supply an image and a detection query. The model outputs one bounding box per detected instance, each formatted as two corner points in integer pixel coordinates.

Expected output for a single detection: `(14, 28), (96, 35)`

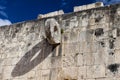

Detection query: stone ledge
(74, 2), (104, 12)
(37, 10), (64, 19)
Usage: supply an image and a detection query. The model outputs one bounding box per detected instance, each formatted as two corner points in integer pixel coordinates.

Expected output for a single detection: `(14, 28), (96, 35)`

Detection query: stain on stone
(108, 63), (119, 74)
(95, 15), (103, 23)
(61, 28), (64, 34)
(15, 29), (19, 33)
(109, 39), (115, 49)
(54, 26), (58, 32)
(99, 41), (105, 47)
(26, 28), (29, 30)
(117, 28), (120, 37)
(94, 28), (104, 37)
(58, 44), (62, 56)
(109, 52), (114, 55)
(27, 43), (31, 46)
(11, 27), (20, 38)
(30, 27), (35, 32)
(65, 20), (70, 26)
(64, 35), (68, 41)
(12, 33), (16, 38)
(109, 34), (113, 38)
(64, 79), (69, 80)
(75, 53), (79, 56)
(95, 18), (101, 22)
(1, 45), (5, 48)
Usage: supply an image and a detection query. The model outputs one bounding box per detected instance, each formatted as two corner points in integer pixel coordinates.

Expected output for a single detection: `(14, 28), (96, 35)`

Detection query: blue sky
(0, 0), (120, 26)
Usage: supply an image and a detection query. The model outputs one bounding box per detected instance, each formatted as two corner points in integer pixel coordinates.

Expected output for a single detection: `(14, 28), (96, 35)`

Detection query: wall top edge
(0, 2), (120, 28)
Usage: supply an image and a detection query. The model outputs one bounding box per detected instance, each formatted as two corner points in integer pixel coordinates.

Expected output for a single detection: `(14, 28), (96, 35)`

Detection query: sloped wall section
(0, 3), (120, 80)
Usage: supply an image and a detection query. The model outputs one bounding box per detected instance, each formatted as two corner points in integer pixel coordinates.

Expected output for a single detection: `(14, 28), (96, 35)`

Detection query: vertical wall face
(0, 4), (120, 80)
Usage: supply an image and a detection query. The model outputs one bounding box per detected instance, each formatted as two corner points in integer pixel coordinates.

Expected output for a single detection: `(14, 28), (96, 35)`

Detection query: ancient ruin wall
(0, 3), (120, 80)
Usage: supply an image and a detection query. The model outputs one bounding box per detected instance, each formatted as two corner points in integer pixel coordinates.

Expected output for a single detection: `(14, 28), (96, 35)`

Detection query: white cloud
(0, 0), (11, 27)
(0, 11), (8, 17)
(0, 5), (5, 10)
(0, 18), (11, 26)
(0, 0), (8, 18)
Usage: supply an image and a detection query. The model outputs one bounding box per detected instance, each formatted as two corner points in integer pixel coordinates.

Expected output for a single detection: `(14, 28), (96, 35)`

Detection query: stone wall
(0, 3), (120, 80)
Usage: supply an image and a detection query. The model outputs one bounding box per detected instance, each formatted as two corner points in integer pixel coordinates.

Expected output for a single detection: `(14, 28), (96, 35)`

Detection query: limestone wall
(0, 3), (120, 80)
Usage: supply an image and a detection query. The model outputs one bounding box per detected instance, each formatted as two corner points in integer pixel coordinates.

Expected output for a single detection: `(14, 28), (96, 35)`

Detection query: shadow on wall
(11, 39), (56, 77)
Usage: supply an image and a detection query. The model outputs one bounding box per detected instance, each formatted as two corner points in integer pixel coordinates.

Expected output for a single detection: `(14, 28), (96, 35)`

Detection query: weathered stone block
(115, 49), (120, 63)
(62, 55), (77, 67)
(51, 56), (62, 68)
(115, 37), (120, 49)
(62, 16), (78, 30)
(107, 50), (115, 65)
(86, 65), (105, 78)
(63, 43), (80, 56)
(78, 66), (86, 79)
(2, 66), (14, 80)
(93, 39), (116, 65)
(94, 45), (108, 65)
(84, 52), (94, 66)
(62, 67), (78, 80)
(88, 18), (96, 26)
(78, 30), (95, 43)
(62, 32), (70, 43)
(49, 68), (62, 80)
(35, 70), (42, 80)
(40, 70), (50, 80)
(40, 57), (51, 70)
(81, 17), (88, 27)
(79, 41), (97, 53)
(77, 53), (84, 66)
(69, 16), (79, 28)
(27, 70), (35, 79)
(78, 31), (87, 42)
(62, 29), (79, 43)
